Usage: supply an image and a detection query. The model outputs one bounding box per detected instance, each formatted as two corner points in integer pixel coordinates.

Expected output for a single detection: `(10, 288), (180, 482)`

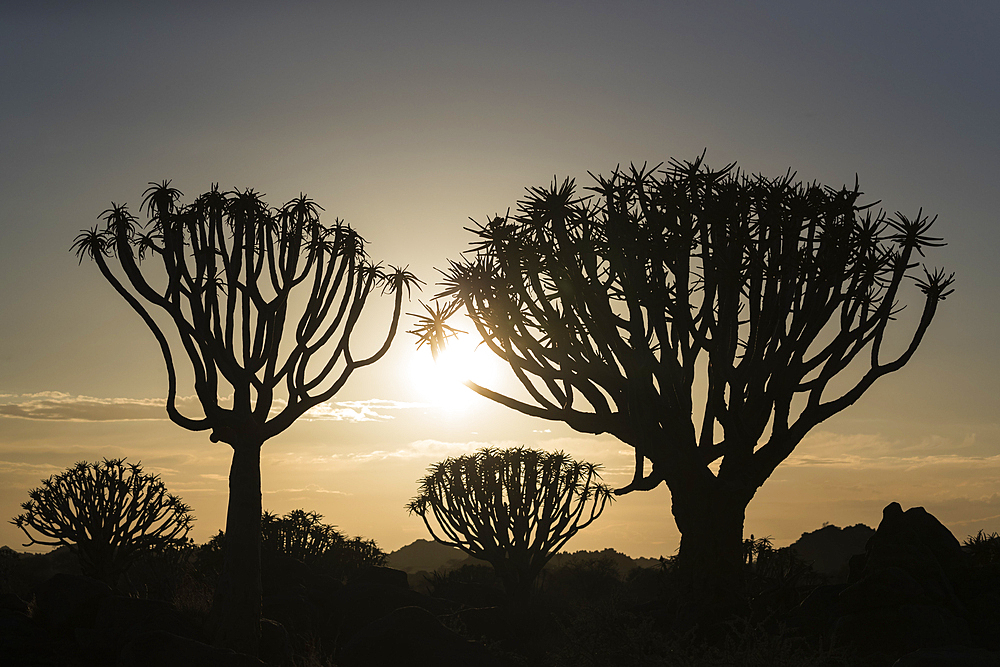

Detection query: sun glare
(409, 333), (502, 411)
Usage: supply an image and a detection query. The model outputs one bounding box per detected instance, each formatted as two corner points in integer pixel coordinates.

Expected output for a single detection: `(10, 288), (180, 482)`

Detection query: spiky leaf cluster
(72, 183), (420, 443)
(408, 447), (613, 597)
(412, 156), (954, 495)
(11, 458), (193, 583)
(261, 509), (386, 575)
(261, 509), (341, 563)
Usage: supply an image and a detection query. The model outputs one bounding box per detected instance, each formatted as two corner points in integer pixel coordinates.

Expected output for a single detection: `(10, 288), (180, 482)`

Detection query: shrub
(964, 530), (1000, 566)
(408, 446), (613, 605)
(10, 458), (193, 586)
(198, 510), (386, 582)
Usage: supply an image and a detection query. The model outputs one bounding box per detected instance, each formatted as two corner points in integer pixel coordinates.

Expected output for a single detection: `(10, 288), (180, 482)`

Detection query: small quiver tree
(11, 458), (193, 587)
(72, 183), (418, 653)
(260, 508), (386, 579)
(407, 447), (613, 605)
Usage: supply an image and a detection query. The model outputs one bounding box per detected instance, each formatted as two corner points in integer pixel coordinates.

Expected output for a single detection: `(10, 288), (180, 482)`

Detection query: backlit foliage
(11, 458), (193, 584)
(411, 155), (955, 495)
(408, 447), (613, 601)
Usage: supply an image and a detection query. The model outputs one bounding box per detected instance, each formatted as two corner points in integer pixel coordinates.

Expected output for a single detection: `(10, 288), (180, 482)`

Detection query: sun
(409, 333), (502, 411)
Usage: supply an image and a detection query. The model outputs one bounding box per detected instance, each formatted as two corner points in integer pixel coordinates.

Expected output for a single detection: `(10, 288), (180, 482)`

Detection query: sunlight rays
(408, 332), (501, 412)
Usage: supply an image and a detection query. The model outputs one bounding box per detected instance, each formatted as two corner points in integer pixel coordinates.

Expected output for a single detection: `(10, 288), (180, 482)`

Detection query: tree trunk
(492, 554), (538, 609)
(210, 437), (263, 655)
(670, 483), (750, 627)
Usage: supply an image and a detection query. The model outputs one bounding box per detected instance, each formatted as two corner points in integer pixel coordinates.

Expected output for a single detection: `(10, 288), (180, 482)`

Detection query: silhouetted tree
(261, 508), (386, 576)
(411, 155), (954, 616)
(73, 183), (418, 653)
(407, 446), (613, 604)
(261, 509), (340, 563)
(964, 530), (1000, 567)
(11, 458), (193, 586)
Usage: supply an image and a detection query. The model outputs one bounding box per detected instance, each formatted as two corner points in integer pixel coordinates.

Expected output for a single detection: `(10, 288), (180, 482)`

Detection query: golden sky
(2, 1), (998, 557)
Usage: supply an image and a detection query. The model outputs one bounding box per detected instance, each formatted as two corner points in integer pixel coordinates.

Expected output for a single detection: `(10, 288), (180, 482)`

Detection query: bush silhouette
(261, 508), (386, 577)
(408, 446), (613, 605)
(411, 154), (954, 617)
(964, 530), (1000, 566)
(11, 458), (193, 586)
(198, 509), (386, 582)
(73, 183), (418, 653)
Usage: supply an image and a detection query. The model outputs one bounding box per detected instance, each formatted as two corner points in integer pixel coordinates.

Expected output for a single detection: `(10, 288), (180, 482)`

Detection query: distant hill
(788, 523), (874, 580)
(386, 539), (475, 573)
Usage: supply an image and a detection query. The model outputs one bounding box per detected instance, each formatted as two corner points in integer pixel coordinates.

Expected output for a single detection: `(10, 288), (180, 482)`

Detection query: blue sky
(1, 1), (998, 556)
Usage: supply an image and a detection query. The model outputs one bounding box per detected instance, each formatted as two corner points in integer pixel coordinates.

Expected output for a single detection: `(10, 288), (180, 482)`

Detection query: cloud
(300, 399), (429, 422)
(263, 486), (349, 496)
(0, 392), (201, 422)
(348, 439), (522, 462)
(0, 392), (426, 424)
(268, 439), (521, 469)
(0, 460), (65, 476)
(335, 399), (429, 410)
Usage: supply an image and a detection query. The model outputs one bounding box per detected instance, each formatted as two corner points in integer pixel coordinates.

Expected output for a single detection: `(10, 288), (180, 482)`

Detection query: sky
(1, 1), (998, 558)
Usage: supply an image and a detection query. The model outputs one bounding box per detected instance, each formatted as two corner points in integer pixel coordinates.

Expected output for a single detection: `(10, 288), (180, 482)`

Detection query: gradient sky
(2, 1), (998, 558)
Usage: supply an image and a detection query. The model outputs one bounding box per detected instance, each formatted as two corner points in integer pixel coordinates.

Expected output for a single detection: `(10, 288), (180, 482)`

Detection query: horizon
(2, 2), (999, 561)
(4, 518), (881, 561)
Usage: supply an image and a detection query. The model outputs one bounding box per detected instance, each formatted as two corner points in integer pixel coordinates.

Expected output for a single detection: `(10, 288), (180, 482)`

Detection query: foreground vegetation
(3, 513), (999, 666)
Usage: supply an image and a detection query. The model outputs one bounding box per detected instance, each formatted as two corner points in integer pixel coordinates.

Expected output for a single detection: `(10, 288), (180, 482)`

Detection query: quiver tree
(11, 458), (193, 586)
(260, 508), (386, 577)
(72, 183), (418, 653)
(407, 447), (613, 604)
(261, 509), (341, 563)
(411, 155), (954, 616)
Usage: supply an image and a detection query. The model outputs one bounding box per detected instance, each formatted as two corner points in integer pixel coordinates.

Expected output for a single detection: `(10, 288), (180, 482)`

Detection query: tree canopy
(11, 458), (193, 585)
(413, 156), (953, 496)
(73, 182), (420, 444)
(408, 446), (613, 602)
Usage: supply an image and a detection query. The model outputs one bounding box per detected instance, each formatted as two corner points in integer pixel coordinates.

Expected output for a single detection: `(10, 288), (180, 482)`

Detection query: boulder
(261, 549), (313, 597)
(34, 573), (112, 632)
(839, 565), (930, 611)
(337, 606), (502, 667)
(117, 630), (267, 667)
(832, 603), (970, 657)
(348, 565), (409, 589)
(262, 590), (331, 636)
(335, 580), (453, 641)
(75, 594), (203, 663)
(893, 645), (1000, 667)
(852, 503), (966, 584)
(93, 594), (201, 639)
(785, 583), (846, 640)
(830, 503), (973, 658)
(0, 607), (66, 666)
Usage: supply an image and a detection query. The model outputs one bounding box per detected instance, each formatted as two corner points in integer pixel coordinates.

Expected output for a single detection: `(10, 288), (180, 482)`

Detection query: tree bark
(210, 437), (263, 655)
(670, 481), (751, 626)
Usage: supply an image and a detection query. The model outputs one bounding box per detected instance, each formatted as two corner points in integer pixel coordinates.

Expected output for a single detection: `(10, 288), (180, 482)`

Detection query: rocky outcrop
(827, 503), (972, 659)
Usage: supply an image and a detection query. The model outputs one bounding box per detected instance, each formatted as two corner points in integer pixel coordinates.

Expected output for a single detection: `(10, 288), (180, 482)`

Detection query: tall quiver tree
(412, 155), (955, 618)
(73, 182), (419, 653)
